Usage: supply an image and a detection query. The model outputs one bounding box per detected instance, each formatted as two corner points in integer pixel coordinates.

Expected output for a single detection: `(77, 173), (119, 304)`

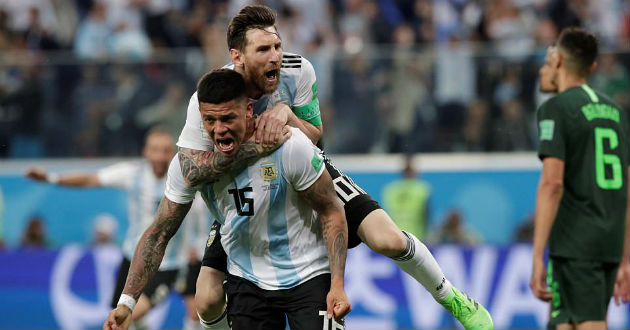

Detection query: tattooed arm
(178, 144), (264, 186)
(298, 169), (351, 320)
(178, 129), (292, 186)
(104, 197), (191, 330)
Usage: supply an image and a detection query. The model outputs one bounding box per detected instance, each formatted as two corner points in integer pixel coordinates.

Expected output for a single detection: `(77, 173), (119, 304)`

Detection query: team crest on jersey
(260, 161), (278, 182)
(206, 225), (218, 247)
(272, 89), (289, 105)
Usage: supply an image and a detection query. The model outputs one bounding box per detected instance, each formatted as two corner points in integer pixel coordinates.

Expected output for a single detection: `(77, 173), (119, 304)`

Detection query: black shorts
(200, 155), (382, 272)
(322, 153), (382, 248)
(201, 222), (228, 273)
(180, 260), (202, 296)
(225, 273), (345, 330)
(547, 257), (618, 327)
(110, 257), (179, 308)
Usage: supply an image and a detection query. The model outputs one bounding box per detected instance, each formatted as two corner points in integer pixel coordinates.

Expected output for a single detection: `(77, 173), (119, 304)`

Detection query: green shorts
(547, 257), (618, 328)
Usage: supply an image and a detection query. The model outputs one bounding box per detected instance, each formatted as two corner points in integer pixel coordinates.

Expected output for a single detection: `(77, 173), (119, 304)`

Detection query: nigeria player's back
(540, 84), (629, 262)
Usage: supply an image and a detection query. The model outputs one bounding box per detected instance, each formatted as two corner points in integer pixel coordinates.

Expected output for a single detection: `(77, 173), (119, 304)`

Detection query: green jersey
(382, 178), (431, 239)
(537, 84), (629, 262)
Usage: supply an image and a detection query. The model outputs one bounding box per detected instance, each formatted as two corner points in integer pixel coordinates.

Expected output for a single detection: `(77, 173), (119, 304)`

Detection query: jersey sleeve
(292, 58), (322, 126)
(164, 154), (198, 204)
(537, 98), (566, 160)
(97, 162), (135, 190)
(282, 128), (325, 191)
(176, 92), (215, 151)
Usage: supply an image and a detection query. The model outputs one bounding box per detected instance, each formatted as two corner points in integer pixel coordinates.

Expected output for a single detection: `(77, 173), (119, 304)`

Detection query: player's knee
(195, 288), (225, 319)
(195, 267), (227, 319)
(367, 230), (407, 258)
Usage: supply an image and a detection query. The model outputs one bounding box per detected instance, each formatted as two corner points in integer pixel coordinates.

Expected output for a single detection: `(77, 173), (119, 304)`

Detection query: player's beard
(250, 67), (280, 95)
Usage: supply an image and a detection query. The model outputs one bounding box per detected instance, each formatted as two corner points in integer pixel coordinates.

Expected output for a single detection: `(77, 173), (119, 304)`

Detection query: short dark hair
(227, 5), (277, 51)
(197, 69), (247, 104)
(557, 27), (598, 77)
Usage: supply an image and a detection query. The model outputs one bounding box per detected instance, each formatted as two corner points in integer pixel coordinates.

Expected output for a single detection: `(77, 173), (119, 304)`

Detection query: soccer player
(530, 27), (630, 329)
(25, 127), (206, 329)
(177, 5), (492, 330)
(104, 69), (351, 330)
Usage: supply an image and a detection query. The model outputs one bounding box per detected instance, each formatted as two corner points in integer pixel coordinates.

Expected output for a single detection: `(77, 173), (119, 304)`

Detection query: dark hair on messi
(227, 5), (277, 51)
(557, 27), (598, 77)
(197, 69), (247, 104)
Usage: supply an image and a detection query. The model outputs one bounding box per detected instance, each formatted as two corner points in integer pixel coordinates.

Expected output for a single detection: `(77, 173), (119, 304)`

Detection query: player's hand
(255, 104), (290, 147)
(614, 262), (630, 306)
(25, 167), (48, 182)
(326, 287), (351, 321)
(103, 306), (132, 330)
(530, 258), (552, 301)
(256, 125), (292, 156)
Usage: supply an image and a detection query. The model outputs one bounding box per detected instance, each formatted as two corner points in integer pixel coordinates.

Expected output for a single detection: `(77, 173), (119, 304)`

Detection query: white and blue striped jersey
(176, 52), (320, 152)
(166, 128), (329, 290)
(98, 160), (191, 270)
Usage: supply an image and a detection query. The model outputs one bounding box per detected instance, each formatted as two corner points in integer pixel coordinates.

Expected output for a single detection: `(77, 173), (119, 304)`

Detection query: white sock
(198, 309), (230, 330)
(392, 232), (452, 302)
(184, 317), (202, 330)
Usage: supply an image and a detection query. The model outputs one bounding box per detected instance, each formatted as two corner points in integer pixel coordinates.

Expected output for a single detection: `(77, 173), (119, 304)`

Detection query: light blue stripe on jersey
(267, 147), (300, 286)
(278, 74), (297, 108)
(200, 185), (224, 224)
(253, 95), (270, 116)
(228, 171), (258, 286)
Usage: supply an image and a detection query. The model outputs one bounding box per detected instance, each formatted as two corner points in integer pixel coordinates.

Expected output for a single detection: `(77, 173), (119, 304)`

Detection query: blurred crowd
(0, 0), (628, 157)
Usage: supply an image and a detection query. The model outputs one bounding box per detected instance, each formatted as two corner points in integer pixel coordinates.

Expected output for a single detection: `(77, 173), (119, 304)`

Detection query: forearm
(285, 109), (322, 144)
(178, 143), (268, 186)
(320, 209), (348, 288)
(532, 181), (563, 260)
(122, 197), (191, 300)
(56, 174), (100, 187)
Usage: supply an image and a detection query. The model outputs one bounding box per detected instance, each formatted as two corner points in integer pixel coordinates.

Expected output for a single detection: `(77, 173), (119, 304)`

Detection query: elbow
(540, 179), (564, 198)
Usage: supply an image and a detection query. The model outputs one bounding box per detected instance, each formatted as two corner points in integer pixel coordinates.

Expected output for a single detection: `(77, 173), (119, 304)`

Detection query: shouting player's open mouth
(215, 137), (235, 153)
(265, 69), (279, 83)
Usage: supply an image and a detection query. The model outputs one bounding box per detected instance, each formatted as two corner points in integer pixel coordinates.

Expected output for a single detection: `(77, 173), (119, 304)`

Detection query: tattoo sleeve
(122, 197), (192, 300)
(299, 170), (348, 286)
(178, 143), (272, 186)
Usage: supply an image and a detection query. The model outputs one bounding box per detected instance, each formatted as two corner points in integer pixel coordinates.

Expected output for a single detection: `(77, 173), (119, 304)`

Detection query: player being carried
(530, 27), (630, 329)
(104, 69), (352, 330)
(176, 5), (492, 330)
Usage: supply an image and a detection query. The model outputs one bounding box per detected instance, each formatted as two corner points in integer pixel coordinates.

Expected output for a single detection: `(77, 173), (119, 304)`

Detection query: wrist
(117, 294), (137, 312)
(331, 277), (345, 289)
(47, 173), (60, 184)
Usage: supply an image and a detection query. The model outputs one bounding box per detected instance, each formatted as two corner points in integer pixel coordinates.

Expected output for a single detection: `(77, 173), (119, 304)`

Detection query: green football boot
(439, 287), (493, 330)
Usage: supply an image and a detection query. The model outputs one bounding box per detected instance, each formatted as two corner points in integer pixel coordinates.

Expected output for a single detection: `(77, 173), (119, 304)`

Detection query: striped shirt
(166, 128), (329, 290)
(98, 160), (206, 270)
(176, 52), (320, 151)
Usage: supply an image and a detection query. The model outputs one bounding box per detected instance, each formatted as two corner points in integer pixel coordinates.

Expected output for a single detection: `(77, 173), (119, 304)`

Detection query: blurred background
(0, 0), (628, 329)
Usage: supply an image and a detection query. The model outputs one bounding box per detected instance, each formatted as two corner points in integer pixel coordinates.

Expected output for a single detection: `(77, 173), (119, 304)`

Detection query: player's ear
(555, 53), (562, 69)
(589, 61), (598, 74)
(246, 101), (253, 117)
(230, 48), (243, 67)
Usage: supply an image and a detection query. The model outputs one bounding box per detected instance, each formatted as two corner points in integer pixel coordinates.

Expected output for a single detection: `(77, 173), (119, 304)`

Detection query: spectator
(454, 99), (490, 151)
(382, 155), (432, 240)
(20, 215), (49, 248)
(428, 210), (482, 245)
(385, 23), (433, 153)
(135, 80), (188, 139)
(513, 214), (534, 243)
(73, 0), (111, 60)
(491, 99), (534, 151)
(91, 214), (119, 246)
(589, 53), (630, 109)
